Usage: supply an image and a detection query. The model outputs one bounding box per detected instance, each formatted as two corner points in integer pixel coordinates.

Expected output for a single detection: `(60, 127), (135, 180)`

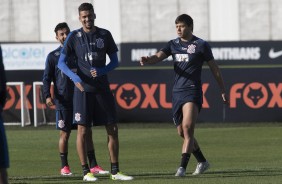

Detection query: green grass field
(5, 123), (282, 184)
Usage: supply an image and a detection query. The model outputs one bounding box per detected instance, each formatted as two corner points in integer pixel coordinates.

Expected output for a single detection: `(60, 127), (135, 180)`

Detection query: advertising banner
(120, 41), (282, 66)
(2, 41), (282, 125)
(2, 43), (58, 70)
(3, 67), (282, 124)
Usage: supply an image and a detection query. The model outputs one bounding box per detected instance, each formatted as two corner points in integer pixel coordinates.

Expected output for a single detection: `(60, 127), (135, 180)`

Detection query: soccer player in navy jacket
(58, 3), (133, 181)
(43, 22), (108, 176)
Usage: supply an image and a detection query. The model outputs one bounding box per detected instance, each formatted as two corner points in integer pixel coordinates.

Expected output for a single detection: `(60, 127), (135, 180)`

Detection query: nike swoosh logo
(268, 48), (282, 59)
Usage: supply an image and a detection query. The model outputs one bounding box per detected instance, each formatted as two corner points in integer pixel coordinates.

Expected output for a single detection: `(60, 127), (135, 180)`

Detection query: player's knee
(106, 124), (118, 137)
(177, 129), (184, 137)
(177, 126), (184, 137)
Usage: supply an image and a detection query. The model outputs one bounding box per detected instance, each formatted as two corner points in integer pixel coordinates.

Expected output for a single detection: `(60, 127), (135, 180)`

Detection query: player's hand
(46, 97), (54, 107)
(75, 82), (84, 92)
(140, 56), (149, 66)
(90, 68), (97, 78)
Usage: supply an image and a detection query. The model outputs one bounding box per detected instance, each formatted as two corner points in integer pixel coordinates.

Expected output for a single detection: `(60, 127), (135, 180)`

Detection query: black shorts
(73, 89), (118, 127)
(172, 88), (202, 126)
(56, 109), (77, 132)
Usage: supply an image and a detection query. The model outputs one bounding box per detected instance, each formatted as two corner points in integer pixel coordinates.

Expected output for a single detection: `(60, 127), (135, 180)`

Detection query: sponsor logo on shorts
(75, 113), (81, 122)
(58, 120), (65, 128)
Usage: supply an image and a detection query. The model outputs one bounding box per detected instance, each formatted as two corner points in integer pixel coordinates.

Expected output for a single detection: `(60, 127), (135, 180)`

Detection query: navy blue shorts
(172, 88), (202, 126)
(0, 115), (9, 168)
(56, 109), (77, 132)
(73, 89), (118, 127)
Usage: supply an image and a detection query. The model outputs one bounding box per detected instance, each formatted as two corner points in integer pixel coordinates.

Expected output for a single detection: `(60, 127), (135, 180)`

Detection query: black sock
(111, 162), (119, 175)
(82, 164), (90, 176)
(87, 150), (98, 168)
(193, 148), (206, 162)
(60, 152), (68, 168)
(180, 153), (191, 169)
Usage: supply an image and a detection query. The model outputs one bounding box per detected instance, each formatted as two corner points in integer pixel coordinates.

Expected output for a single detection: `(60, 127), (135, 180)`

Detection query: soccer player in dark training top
(140, 14), (228, 177)
(43, 22), (108, 177)
(58, 3), (133, 182)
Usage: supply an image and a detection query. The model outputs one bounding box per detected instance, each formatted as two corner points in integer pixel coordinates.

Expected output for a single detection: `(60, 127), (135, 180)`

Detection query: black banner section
(4, 67), (282, 124)
(108, 68), (282, 122)
(119, 41), (282, 66)
(2, 41), (282, 124)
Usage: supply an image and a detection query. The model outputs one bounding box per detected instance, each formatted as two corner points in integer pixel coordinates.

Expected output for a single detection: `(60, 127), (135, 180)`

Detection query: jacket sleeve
(42, 54), (54, 99)
(91, 52), (119, 76)
(58, 53), (81, 83)
(58, 33), (82, 83)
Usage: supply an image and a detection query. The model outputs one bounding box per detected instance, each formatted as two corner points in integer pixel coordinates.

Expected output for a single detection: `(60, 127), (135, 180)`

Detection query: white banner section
(2, 43), (58, 70)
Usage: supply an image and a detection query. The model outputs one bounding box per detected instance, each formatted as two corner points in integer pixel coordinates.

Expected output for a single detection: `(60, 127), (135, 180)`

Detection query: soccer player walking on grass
(140, 14), (228, 177)
(43, 22), (108, 177)
(58, 3), (133, 182)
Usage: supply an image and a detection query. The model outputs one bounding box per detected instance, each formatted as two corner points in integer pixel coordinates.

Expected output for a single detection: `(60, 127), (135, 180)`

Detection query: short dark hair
(54, 22), (70, 35)
(78, 2), (94, 13)
(175, 14), (194, 31)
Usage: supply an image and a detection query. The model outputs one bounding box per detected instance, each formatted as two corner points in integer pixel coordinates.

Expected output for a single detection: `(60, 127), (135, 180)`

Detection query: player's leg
(87, 128), (109, 174)
(95, 91), (133, 180)
(105, 124), (133, 181)
(191, 138), (210, 175)
(59, 130), (71, 175)
(105, 124), (119, 170)
(73, 90), (97, 181)
(76, 125), (88, 168)
(57, 110), (72, 175)
(175, 102), (198, 177)
(0, 168), (8, 184)
(0, 115), (9, 184)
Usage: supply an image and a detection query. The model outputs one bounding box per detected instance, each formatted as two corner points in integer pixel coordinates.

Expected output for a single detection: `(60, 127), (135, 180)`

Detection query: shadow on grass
(132, 167), (282, 180)
(203, 168), (282, 178)
(9, 168), (282, 183)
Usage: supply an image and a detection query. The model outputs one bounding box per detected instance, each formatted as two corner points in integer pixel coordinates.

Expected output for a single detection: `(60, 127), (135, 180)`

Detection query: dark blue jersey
(61, 27), (118, 92)
(161, 36), (214, 92)
(42, 46), (76, 110)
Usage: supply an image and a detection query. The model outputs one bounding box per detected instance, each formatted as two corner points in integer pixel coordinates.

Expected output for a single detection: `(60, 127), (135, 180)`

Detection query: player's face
(176, 22), (192, 39)
(56, 28), (70, 45)
(79, 10), (95, 31)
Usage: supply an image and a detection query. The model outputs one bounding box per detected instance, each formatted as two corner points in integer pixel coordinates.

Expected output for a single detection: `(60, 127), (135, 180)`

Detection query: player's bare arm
(75, 82), (84, 92)
(140, 51), (167, 66)
(207, 59), (229, 104)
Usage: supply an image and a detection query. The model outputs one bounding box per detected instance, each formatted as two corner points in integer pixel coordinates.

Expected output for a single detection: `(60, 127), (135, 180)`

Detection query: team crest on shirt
(75, 113), (81, 122)
(54, 51), (60, 56)
(187, 44), (196, 54)
(96, 38), (104, 48)
(76, 32), (82, 37)
(58, 120), (65, 128)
